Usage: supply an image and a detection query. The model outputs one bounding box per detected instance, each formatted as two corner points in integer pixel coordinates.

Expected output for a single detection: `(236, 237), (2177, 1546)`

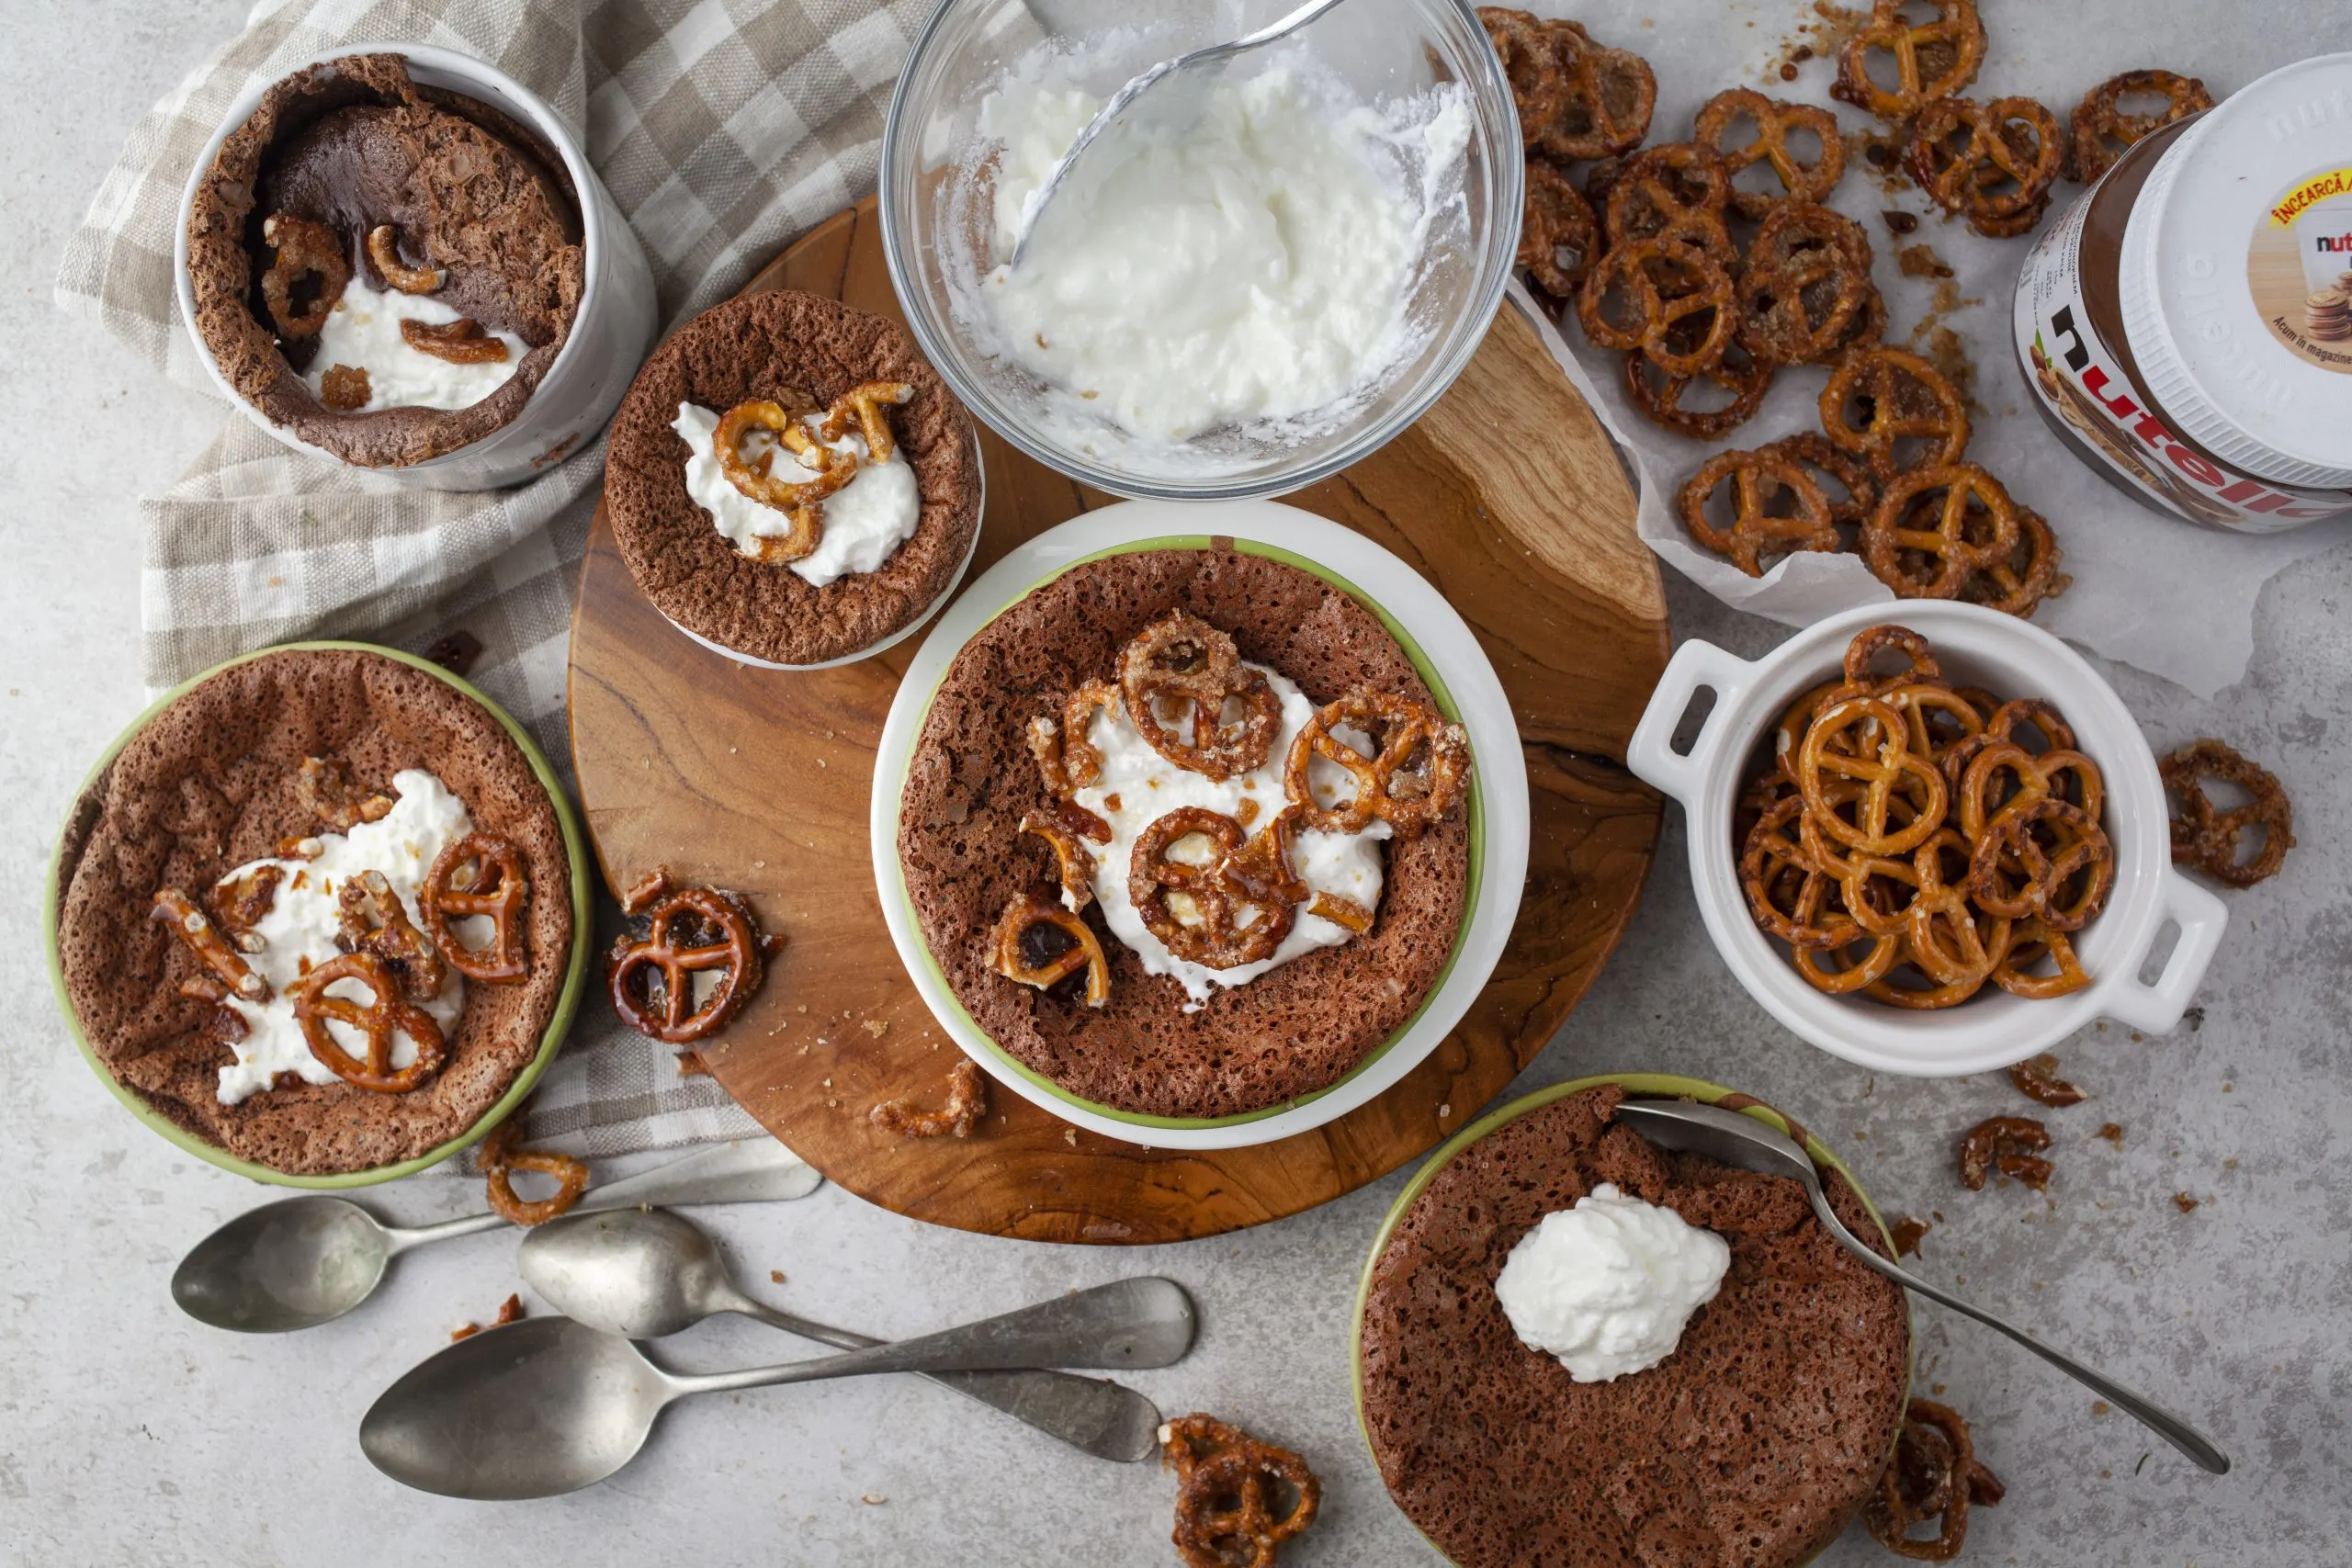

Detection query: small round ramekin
(173, 44), (657, 491)
(1626, 602), (2226, 1077)
(868, 500), (1531, 1149)
(1350, 1072), (1911, 1568)
(45, 642), (592, 1188)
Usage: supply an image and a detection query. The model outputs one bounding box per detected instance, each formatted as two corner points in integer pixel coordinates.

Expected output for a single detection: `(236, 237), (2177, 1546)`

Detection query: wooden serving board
(566, 197), (1667, 1244)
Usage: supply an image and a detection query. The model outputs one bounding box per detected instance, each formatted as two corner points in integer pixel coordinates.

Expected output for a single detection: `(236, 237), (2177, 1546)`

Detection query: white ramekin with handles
(1626, 601), (2226, 1077)
(173, 44), (657, 491)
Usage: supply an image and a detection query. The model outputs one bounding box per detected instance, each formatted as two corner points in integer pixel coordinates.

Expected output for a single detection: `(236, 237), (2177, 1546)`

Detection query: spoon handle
(1811, 1200), (2231, 1474)
(733, 1302), (1162, 1462)
(673, 1278), (1195, 1395)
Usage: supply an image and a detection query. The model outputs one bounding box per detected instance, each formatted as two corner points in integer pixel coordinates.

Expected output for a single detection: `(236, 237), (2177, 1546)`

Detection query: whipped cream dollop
(1492, 1183), (1732, 1383)
(1069, 665), (1387, 1005)
(970, 58), (1470, 444)
(211, 770), (471, 1105)
(673, 401), (922, 587)
(302, 276), (528, 412)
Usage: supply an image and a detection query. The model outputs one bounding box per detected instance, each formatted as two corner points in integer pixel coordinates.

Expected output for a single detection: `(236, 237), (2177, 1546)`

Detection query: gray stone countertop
(0, 3), (2342, 1564)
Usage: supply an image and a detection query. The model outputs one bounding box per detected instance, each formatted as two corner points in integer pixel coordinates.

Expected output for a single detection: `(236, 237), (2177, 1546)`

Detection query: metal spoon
(172, 1139), (821, 1333)
(360, 1277), (1196, 1498)
(518, 1207), (1162, 1461)
(1612, 1100), (2231, 1475)
(1010, 0), (1355, 269)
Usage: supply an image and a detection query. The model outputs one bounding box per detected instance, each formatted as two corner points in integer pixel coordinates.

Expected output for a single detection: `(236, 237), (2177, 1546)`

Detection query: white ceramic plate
(869, 500), (1530, 1149)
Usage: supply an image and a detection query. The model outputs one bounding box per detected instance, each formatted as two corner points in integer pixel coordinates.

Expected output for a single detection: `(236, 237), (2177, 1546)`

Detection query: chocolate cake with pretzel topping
(52, 649), (571, 1174)
(605, 289), (983, 667)
(1359, 1084), (1910, 1568)
(896, 548), (1471, 1120)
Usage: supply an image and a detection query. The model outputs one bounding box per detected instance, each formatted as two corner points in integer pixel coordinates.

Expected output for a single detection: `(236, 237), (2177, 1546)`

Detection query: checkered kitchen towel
(54, 0), (945, 1155)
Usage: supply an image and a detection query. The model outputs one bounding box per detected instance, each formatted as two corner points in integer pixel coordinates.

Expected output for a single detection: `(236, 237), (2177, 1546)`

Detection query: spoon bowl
(363, 1278), (1198, 1497)
(171, 1197), (392, 1333)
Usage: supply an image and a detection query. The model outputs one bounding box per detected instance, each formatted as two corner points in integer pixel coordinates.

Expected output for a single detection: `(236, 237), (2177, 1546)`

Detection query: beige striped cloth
(55, 0), (936, 1154)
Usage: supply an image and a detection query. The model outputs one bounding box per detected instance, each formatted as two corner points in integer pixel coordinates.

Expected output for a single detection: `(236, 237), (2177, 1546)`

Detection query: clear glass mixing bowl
(878, 0), (1522, 501)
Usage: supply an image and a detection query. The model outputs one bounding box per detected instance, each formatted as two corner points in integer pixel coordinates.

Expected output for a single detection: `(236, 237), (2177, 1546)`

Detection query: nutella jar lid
(2120, 53), (2352, 491)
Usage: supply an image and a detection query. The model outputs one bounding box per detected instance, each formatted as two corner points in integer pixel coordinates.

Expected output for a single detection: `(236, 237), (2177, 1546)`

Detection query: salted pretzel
(1283, 690), (1471, 840)
(335, 869), (447, 1005)
(2071, 70), (2211, 183)
(1736, 202), (1877, 367)
(1224, 803), (1312, 912)
(1903, 837), (2011, 996)
(1906, 96), (2064, 238)
(476, 1117), (590, 1226)
(1021, 804), (1109, 911)
(1623, 340), (1774, 438)
(1833, 0), (1986, 120)
(259, 213), (350, 338)
(607, 882), (764, 1043)
(1860, 465), (2024, 602)
(989, 893), (1112, 1006)
(1476, 8), (1573, 144)
(870, 1057), (988, 1140)
(1599, 143), (1736, 270)
(1865, 1398), (2003, 1560)
(365, 224), (445, 294)
(1955, 740), (2104, 842)
(297, 756), (395, 832)
(1161, 1416), (1322, 1568)
(712, 395), (853, 559)
(1956, 1116), (2051, 1191)
(1970, 799), (2114, 930)
(420, 831), (531, 983)
(1796, 695), (1950, 857)
(1519, 158), (1599, 299)
(1820, 346), (1972, 484)
(290, 952), (447, 1093)
(2161, 739), (2293, 887)
(319, 365), (371, 411)
(819, 380), (914, 461)
(153, 887), (269, 1003)
(1938, 695), (2075, 790)
(1306, 891), (1374, 934)
(1693, 89), (1846, 220)
(400, 316), (509, 364)
(1531, 21), (1655, 162)
(1741, 795), (1858, 950)
(1995, 920), (2091, 1001)
(1118, 612), (1282, 781)
(1578, 240), (1736, 378)
(1130, 808), (1294, 969)
(1679, 447), (1838, 578)
(1958, 506), (2067, 618)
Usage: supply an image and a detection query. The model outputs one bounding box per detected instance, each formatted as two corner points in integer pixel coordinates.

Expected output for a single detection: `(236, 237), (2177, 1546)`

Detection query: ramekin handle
(1625, 639), (1757, 806)
(2104, 870), (2229, 1033)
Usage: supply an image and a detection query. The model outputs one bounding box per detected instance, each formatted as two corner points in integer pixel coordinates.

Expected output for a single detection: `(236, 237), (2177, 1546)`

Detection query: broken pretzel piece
(1957, 1115), (2052, 1191)
(870, 1057), (988, 1140)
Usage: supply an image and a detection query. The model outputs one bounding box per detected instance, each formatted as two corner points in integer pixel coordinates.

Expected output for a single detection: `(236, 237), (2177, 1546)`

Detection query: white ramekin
(1626, 601), (2226, 1077)
(172, 44), (657, 491)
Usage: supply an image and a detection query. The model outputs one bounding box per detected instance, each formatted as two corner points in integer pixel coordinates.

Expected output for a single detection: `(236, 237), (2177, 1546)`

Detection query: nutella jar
(2015, 54), (2352, 532)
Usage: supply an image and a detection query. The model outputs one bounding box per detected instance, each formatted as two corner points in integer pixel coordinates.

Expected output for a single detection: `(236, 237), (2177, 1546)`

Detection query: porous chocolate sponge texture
(55, 649), (572, 1175)
(183, 52), (584, 467)
(605, 289), (983, 667)
(897, 549), (1471, 1120)
(1358, 1086), (1911, 1568)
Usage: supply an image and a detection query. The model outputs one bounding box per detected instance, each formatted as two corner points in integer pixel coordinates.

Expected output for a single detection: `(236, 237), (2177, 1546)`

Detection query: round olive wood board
(566, 197), (1668, 1244)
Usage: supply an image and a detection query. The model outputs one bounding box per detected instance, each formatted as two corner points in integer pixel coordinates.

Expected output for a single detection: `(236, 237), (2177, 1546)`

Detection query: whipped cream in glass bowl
(879, 0), (1521, 500)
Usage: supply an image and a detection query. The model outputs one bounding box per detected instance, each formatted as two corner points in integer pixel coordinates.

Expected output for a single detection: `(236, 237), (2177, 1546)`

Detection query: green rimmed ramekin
(44, 641), (594, 1189)
(1348, 1071), (1915, 1566)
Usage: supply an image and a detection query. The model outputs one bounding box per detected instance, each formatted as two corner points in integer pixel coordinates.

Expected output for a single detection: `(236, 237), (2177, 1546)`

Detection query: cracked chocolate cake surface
(1359, 1085), (1911, 1568)
(896, 548), (1470, 1120)
(184, 52), (584, 467)
(55, 649), (573, 1174)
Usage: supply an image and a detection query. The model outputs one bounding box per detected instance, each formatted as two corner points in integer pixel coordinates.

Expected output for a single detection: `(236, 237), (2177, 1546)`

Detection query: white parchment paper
(1513, 0), (2352, 696)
